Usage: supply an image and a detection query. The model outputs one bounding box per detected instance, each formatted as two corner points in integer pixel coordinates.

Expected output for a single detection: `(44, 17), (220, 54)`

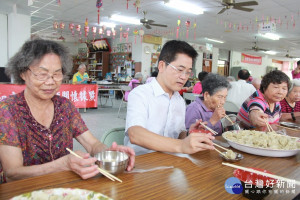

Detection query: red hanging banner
(0, 84), (98, 108)
(241, 53), (262, 65)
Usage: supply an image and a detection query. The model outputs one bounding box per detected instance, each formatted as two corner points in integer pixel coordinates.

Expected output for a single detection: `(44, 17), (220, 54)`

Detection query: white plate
(222, 131), (300, 157)
(11, 188), (112, 200)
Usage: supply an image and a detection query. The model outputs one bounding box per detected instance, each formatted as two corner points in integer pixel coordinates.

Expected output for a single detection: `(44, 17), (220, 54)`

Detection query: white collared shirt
(226, 80), (256, 108)
(124, 78), (186, 155)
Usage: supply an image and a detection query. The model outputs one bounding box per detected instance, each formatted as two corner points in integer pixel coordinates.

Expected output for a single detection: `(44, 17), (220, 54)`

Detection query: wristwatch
(291, 112), (296, 121)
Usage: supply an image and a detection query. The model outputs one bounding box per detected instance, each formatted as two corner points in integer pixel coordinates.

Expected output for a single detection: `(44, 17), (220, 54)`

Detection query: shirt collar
(196, 96), (211, 112)
(150, 78), (180, 98)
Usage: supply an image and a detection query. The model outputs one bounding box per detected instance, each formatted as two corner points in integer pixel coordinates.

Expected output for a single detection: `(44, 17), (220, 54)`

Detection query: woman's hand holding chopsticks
(62, 149), (100, 180)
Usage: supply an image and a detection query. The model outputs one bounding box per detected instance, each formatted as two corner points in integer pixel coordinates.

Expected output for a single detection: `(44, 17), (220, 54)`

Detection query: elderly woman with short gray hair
(185, 73), (230, 135)
(280, 79), (300, 121)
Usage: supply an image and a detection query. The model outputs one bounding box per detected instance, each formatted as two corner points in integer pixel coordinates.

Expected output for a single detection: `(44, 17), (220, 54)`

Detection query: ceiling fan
(245, 42), (269, 52)
(140, 11), (167, 29)
(284, 50), (297, 59)
(218, 0), (258, 14)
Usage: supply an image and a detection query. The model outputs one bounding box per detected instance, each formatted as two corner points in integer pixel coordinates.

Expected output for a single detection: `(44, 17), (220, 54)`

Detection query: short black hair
(158, 40), (198, 66)
(260, 70), (290, 93)
(238, 69), (250, 80)
(151, 71), (158, 77)
(202, 73), (230, 96)
(198, 71), (209, 81)
(297, 60), (300, 66)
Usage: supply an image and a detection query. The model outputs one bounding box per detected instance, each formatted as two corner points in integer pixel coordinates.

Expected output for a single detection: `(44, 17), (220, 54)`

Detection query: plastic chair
(224, 101), (240, 114)
(117, 85), (131, 118)
(101, 127), (125, 146)
(183, 92), (198, 103)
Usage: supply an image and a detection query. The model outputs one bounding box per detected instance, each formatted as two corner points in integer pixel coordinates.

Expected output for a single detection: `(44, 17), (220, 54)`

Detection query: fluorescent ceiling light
(205, 38), (224, 44)
(164, 0), (203, 15)
(265, 51), (277, 55)
(100, 22), (116, 28)
(110, 14), (141, 25)
(260, 33), (280, 40)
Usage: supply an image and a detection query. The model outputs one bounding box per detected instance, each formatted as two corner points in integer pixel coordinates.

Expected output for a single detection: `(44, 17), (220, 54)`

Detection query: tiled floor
(73, 98), (127, 152)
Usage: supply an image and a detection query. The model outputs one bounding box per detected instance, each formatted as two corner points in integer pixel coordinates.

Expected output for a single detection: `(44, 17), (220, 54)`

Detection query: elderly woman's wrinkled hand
(249, 110), (269, 127)
(210, 106), (226, 125)
(65, 151), (99, 179)
(108, 142), (135, 171)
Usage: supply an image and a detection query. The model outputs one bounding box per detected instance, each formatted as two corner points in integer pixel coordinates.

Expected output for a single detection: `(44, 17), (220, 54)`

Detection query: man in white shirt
(226, 69), (256, 108)
(124, 40), (215, 155)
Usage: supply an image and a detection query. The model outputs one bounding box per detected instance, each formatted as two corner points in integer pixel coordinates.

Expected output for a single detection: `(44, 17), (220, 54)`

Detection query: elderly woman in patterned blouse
(237, 70), (290, 130)
(0, 39), (135, 183)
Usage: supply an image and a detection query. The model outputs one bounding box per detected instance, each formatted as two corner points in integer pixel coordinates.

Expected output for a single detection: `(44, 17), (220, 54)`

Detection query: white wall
(230, 51), (273, 78)
(57, 41), (79, 56)
(8, 13), (31, 59)
(0, 14), (8, 67)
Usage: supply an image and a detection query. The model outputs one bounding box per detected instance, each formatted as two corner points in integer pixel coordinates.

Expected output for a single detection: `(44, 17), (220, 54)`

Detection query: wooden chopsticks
(265, 119), (275, 132)
(276, 124), (299, 132)
(66, 148), (122, 183)
(222, 162), (300, 185)
(199, 122), (218, 135)
(224, 115), (234, 125)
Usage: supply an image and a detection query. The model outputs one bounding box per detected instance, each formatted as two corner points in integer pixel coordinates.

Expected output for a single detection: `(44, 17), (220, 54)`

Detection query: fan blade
(257, 48), (269, 52)
(233, 5), (253, 12)
(149, 23), (167, 28)
(234, 1), (258, 7)
(144, 24), (152, 29)
(218, 8), (227, 14)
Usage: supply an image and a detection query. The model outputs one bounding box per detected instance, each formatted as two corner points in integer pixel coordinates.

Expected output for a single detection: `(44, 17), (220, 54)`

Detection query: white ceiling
(1, 0), (300, 59)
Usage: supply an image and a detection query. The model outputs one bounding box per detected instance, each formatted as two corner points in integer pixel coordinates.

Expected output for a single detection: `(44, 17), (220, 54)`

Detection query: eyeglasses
(165, 62), (194, 78)
(28, 69), (64, 82)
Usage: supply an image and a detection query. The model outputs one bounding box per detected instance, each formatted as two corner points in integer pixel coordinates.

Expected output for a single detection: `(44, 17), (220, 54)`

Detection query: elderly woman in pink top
(124, 72), (143, 101)
(192, 71), (208, 94)
(292, 60), (300, 79)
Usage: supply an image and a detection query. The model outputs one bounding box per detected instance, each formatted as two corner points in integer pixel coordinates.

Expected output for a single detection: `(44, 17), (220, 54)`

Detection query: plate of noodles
(11, 188), (112, 200)
(222, 130), (300, 157)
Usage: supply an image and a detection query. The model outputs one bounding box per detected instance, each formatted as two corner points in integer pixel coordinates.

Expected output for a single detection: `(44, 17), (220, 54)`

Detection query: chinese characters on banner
(0, 84), (98, 108)
(241, 53), (262, 65)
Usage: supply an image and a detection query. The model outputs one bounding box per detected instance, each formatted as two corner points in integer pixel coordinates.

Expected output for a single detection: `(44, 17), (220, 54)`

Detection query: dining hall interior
(0, 0), (300, 199)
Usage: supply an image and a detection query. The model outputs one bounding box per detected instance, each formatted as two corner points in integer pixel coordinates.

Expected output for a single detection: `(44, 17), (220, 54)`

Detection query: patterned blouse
(237, 90), (281, 129)
(0, 91), (88, 183)
(280, 98), (300, 113)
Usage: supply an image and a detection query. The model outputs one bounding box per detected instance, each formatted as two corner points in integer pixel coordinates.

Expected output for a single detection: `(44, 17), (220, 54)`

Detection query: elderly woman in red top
(0, 39), (135, 183)
(280, 79), (300, 121)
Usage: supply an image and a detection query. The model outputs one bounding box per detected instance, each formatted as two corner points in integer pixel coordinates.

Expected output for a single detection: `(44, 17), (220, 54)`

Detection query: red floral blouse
(0, 91), (88, 183)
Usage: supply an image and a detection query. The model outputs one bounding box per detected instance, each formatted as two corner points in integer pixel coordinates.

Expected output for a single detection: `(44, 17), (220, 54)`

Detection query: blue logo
(225, 177), (243, 194)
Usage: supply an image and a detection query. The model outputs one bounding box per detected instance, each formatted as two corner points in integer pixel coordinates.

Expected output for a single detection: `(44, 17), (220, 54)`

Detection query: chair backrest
(183, 92), (198, 102)
(101, 127), (125, 146)
(224, 101), (240, 113)
(119, 85), (131, 92)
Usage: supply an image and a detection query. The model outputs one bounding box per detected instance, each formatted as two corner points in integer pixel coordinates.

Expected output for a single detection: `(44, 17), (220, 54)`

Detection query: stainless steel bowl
(95, 151), (129, 175)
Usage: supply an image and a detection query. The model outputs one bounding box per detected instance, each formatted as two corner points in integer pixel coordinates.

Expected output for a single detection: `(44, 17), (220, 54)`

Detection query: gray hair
(134, 72), (143, 79)
(78, 63), (86, 70)
(5, 39), (72, 84)
(289, 79), (300, 93)
(202, 73), (230, 95)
